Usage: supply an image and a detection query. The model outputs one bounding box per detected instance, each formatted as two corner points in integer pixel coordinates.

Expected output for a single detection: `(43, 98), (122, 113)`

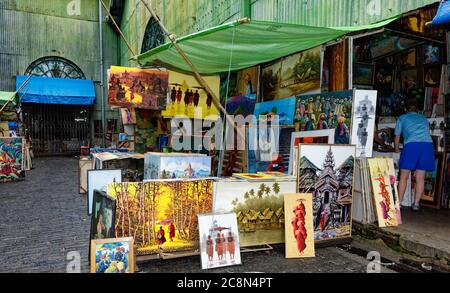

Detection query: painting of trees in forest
(108, 180), (213, 256)
(213, 180), (297, 247)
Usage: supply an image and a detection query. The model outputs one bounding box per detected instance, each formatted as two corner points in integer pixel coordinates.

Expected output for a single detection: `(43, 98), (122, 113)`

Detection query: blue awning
(16, 75), (96, 105)
(433, 0), (450, 25)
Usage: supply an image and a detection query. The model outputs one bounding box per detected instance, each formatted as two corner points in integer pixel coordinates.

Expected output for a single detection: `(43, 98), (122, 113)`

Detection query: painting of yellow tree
(109, 180), (213, 256)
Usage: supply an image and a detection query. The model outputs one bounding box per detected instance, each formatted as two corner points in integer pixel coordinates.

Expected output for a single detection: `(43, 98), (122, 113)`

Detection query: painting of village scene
(108, 66), (169, 110)
(0, 137), (25, 182)
(162, 71), (220, 120)
(144, 154), (211, 180)
(262, 47), (321, 101)
(213, 180), (297, 247)
(198, 213), (242, 270)
(109, 180), (213, 256)
(295, 90), (354, 144)
(297, 145), (355, 243)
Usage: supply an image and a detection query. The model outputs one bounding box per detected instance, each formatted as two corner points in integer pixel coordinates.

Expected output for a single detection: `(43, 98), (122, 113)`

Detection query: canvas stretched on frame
(90, 237), (135, 273)
(288, 129), (335, 176)
(213, 179), (297, 247)
(87, 169), (122, 215)
(297, 144), (355, 244)
(284, 193), (315, 258)
(90, 190), (117, 240)
(350, 90), (377, 158)
(198, 213), (242, 270)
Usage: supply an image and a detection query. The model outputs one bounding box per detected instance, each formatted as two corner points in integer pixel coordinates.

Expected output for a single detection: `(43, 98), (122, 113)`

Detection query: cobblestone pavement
(0, 157), (90, 273)
(0, 157), (394, 273)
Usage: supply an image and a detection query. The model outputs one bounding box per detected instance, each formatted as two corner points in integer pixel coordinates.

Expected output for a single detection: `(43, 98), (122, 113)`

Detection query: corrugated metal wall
(120, 0), (440, 66)
(0, 0), (119, 123)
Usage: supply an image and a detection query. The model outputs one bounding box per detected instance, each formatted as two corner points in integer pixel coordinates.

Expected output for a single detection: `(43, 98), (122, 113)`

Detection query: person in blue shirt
(395, 98), (435, 211)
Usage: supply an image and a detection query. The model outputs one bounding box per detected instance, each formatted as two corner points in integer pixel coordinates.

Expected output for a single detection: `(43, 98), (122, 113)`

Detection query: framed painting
(226, 94), (257, 117)
(213, 179), (297, 247)
(143, 153), (211, 180)
(162, 71), (220, 120)
(198, 213), (242, 270)
(353, 63), (374, 86)
(384, 158), (402, 224)
(90, 237), (135, 273)
(120, 108), (137, 125)
(297, 144), (355, 244)
(109, 180), (213, 256)
(368, 158), (398, 227)
(261, 60), (282, 101)
(236, 66), (259, 97)
(422, 44), (442, 65)
(401, 69), (418, 93)
(0, 137), (25, 183)
(87, 169), (122, 215)
(400, 49), (416, 68)
(374, 65), (394, 93)
(420, 153), (444, 209)
(288, 129), (335, 176)
(90, 190), (116, 240)
(79, 158), (93, 194)
(350, 90), (377, 158)
(108, 66), (168, 110)
(284, 193), (315, 258)
(424, 66), (442, 88)
(295, 90), (353, 144)
(253, 97), (297, 126)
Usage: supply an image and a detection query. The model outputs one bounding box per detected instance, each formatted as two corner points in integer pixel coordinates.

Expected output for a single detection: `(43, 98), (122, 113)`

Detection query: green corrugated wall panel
(250, 0), (440, 27)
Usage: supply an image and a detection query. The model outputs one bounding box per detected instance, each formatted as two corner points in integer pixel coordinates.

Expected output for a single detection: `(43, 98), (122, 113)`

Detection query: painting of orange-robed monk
(108, 180), (213, 256)
(108, 66), (169, 110)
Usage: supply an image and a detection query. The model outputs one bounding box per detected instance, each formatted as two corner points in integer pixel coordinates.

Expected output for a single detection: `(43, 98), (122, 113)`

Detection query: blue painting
(226, 94), (257, 117)
(92, 239), (134, 273)
(254, 97), (296, 126)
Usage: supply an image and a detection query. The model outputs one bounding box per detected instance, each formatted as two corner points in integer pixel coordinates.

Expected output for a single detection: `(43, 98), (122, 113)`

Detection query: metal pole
(99, 0), (106, 148)
(0, 75), (32, 115)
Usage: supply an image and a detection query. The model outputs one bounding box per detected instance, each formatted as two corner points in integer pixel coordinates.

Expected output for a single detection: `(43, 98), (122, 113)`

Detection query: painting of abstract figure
(297, 144), (355, 244)
(284, 194), (315, 258)
(368, 158), (399, 228)
(198, 213), (242, 270)
(90, 237), (135, 273)
(0, 137), (25, 183)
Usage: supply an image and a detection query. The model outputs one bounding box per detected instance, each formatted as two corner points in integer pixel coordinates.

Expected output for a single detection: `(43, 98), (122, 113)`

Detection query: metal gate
(22, 104), (90, 156)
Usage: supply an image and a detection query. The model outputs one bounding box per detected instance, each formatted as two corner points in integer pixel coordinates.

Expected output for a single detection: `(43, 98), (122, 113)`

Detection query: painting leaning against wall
(297, 144), (355, 244)
(109, 180), (213, 256)
(0, 137), (25, 183)
(213, 179), (297, 247)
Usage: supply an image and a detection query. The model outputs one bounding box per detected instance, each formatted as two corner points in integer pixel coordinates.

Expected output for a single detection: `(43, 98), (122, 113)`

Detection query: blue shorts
(399, 142), (435, 171)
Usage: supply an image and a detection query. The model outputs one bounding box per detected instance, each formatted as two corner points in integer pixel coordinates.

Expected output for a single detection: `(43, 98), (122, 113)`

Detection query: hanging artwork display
(0, 137), (25, 183)
(424, 66), (442, 87)
(420, 153), (444, 208)
(295, 90), (353, 144)
(90, 190), (116, 240)
(90, 237), (135, 273)
(144, 153), (211, 180)
(87, 169), (122, 215)
(374, 65), (394, 94)
(368, 158), (399, 227)
(120, 108), (137, 125)
(422, 44), (442, 64)
(236, 66), (259, 97)
(198, 213), (242, 270)
(254, 97), (297, 126)
(353, 63), (374, 86)
(350, 90), (377, 158)
(220, 73), (237, 104)
(288, 129), (335, 176)
(284, 193), (315, 258)
(226, 94), (257, 117)
(135, 109), (161, 153)
(213, 179), (297, 247)
(109, 180), (213, 256)
(379, 94), (405, 117)
(108, 66), (168, 110)
(162, 71), (220, 120)
(297, 144), (355, 244)
(262, 47), (321, 101)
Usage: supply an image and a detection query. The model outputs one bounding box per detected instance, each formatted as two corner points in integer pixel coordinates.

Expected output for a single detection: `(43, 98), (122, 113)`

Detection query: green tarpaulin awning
(134, 16), (399, 74)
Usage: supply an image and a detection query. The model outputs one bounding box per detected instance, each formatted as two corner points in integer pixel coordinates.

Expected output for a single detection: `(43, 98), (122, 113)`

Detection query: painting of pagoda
(297, 144), (356, 243)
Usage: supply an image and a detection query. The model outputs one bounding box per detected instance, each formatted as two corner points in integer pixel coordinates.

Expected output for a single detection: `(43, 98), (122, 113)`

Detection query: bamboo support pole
(0, 75), (32, 116)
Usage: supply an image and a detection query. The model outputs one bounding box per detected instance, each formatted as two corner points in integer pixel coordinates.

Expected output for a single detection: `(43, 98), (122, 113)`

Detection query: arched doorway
(22, 57), (91, 156)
